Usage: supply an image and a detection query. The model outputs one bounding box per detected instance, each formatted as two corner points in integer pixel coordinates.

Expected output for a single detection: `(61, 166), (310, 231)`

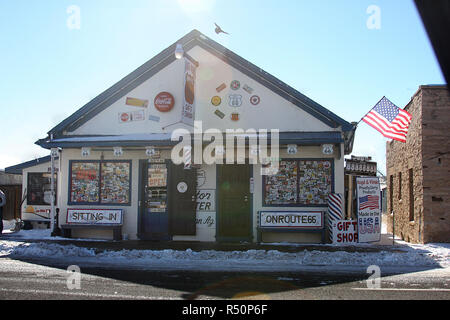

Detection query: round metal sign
(154, 92), (175, 112)
(230, 80), (240, 90)
(211, 96), (222, 106)
(177, 182), (188, 193)
(250, 95), (260, 105)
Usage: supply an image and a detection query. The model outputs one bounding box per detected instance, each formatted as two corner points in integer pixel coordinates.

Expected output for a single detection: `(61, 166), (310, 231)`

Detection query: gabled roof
(39, 29), (353, 144)
(4, 156), (51, 175)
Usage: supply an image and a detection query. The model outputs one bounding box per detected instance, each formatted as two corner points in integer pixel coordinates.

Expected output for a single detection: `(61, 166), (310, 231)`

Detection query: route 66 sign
(113, 147), (124, 157)
(229, 94), (242, 107)
(287, 144), (298, 155)
(322, 144), (334, 155)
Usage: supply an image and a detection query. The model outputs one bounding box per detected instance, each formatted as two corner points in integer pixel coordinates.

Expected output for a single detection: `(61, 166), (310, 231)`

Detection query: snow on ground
(1, 229), (449, 270)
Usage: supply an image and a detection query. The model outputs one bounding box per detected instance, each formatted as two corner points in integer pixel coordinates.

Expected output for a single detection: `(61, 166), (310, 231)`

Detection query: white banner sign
(196, 189), (215, 212)
(181, 58), (196, 126)
(195, 212), (215, 229)
(356, 177), (381, 243)
(259, 211), (323, 229)
(332, 220), (358, 244)
(67, 209), (123, 225)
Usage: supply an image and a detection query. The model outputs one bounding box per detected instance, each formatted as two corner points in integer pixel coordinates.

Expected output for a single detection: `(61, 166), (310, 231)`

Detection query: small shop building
(35, 30), (355, 243)
(5, 156), (58, 229)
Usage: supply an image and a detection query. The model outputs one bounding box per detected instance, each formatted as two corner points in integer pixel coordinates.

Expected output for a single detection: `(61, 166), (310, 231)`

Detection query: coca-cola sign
(154, 92), (175, 112)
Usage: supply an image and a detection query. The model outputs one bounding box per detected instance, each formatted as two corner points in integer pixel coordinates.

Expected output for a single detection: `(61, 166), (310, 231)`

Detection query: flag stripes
(362, 97), (412, 143)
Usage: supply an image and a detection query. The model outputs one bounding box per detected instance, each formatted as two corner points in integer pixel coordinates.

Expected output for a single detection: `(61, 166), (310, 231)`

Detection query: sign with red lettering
(154, 92), (175, 112)
(332, 220), (358, 244)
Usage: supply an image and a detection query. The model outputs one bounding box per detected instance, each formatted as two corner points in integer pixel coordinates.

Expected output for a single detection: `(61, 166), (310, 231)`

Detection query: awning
(36, 131), (343, 149)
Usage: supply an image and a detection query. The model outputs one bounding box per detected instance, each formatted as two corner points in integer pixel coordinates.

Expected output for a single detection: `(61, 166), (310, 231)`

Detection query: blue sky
(0, 0), (445, 173)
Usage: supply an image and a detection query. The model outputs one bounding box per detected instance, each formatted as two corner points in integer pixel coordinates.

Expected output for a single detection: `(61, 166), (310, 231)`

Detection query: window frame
(68, 160), (132, 206)
(262, 158), (335, 208)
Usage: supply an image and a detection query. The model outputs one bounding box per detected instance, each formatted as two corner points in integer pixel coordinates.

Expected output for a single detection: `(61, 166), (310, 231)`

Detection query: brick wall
(421, 86), (450, 243)
(386, 86), (450, 243)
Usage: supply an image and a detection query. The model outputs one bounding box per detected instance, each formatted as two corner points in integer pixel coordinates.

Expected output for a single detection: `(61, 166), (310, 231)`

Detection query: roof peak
(42, 29), (353, 141)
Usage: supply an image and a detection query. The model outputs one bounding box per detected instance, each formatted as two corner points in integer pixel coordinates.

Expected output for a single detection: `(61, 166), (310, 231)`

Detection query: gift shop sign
(259, 211), (323, 229)
(67, 208), (123, 225)
(356, 177), (381, 243)
(332, 220), (358, 244)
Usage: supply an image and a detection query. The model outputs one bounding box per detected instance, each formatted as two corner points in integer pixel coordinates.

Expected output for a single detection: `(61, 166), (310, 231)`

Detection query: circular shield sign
(154, 92), (175, 112)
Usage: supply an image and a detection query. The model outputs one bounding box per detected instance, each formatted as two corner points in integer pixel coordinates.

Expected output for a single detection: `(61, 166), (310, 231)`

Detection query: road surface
(1, 256), (449, 300)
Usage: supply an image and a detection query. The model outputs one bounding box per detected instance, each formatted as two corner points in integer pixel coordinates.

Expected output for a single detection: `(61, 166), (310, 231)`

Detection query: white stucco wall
(56, 143), (344, 243)
(54, 42), (347, 243)
(252, 145), (344, 243)
(70, 45), (336, 136)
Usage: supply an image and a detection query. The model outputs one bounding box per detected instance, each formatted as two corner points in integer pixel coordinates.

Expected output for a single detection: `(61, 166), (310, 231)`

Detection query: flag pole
(356, 96), (386, 127)
(346, 96), (386, 147)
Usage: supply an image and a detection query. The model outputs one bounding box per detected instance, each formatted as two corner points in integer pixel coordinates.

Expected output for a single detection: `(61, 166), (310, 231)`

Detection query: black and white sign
(196, 189), (215, 212)
(259, 211), (323, 229)
(67, 209), (123, 225)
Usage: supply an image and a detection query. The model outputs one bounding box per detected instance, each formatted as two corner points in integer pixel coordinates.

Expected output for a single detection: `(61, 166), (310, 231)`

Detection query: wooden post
(347, 175), (353, 219)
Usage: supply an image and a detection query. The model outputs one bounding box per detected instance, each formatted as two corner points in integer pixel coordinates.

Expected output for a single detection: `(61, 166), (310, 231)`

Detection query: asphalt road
(0, 257), (449, 301)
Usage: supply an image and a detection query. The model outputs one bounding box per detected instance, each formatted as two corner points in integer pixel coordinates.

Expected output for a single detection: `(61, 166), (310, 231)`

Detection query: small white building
(35, 30), (355, 243)
(5, 156), (58, 228)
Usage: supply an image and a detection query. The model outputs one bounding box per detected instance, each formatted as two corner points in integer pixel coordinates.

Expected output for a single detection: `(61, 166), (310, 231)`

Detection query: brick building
(386, 85), (449, 243)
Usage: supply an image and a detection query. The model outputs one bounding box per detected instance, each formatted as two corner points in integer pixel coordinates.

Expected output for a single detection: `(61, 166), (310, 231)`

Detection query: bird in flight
(214, 23), (229, 35)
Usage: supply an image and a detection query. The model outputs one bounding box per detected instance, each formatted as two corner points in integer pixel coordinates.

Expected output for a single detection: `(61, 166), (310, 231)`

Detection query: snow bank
(1, 240), (448, 269)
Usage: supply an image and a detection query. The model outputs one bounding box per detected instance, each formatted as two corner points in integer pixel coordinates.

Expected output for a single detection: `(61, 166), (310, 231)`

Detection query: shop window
(69, 160), (131, 205)
(263, 159), (333, 207)
(27, 172), (57, 205)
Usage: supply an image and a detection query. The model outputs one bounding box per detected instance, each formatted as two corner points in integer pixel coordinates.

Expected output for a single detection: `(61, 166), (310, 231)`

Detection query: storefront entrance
(216, 164), (253, 242)
(138, 160), (197, 240)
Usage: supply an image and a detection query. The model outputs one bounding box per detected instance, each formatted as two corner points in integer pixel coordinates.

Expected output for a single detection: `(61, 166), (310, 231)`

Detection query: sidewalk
(1, 228), (405, 254)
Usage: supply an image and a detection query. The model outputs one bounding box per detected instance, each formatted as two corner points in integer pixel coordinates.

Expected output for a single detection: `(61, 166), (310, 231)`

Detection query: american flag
(362, 97), (412, 143)
(359, 195), (380, 211)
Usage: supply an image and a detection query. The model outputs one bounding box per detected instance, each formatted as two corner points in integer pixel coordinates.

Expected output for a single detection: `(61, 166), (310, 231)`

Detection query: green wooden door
(217, 165), (252, 242)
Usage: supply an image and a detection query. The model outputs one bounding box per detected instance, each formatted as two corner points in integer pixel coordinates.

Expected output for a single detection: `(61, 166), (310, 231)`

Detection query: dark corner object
(414, 0), (450, 86)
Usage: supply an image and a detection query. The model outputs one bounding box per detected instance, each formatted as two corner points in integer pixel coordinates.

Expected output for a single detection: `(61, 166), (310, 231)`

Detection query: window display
(264, 160), (297, 205)
(147, 163), (168, 212)
(298, 160), (332, 205)
(70, 161), (131, 205)
(70, 162), (100, 203)
(27, 172), (57, 205)
(264, 159), (333, 206)
(100, 162), (130, 204)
